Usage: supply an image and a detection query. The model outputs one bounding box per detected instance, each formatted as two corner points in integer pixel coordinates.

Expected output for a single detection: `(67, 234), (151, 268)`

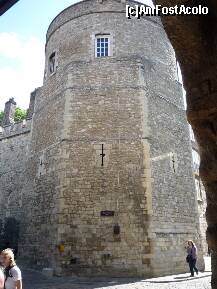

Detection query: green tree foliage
(0, 111), (4, 125)
(0, 108), (26, 124)
(14, 107), (27, 122)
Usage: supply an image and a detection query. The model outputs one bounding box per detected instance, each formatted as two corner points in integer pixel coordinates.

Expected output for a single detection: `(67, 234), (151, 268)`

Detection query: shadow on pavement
(145, 274), (211, 284)
(22, 269), (211, 289)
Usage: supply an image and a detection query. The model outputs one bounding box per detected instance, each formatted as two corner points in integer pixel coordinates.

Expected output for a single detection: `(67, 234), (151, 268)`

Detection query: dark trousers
(189, 258), (198, 276)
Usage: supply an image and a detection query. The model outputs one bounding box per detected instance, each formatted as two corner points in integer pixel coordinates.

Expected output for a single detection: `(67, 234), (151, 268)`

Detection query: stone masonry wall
(0, 120), (31, 252)
(21, 0), (203, 277)
(18, 85), (66, 268)
(0, 0), (205, 278)
(198, 183), (208, 256)
(148, 82), (204, 275)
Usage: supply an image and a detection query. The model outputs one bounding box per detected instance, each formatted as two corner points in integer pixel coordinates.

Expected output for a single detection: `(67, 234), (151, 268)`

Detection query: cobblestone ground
(23, 257), (212, 289)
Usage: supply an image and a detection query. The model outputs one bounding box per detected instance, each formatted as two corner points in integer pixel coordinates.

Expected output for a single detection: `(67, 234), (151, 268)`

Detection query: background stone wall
(148, 82), (204, 274)
(0, 120), (31, 253)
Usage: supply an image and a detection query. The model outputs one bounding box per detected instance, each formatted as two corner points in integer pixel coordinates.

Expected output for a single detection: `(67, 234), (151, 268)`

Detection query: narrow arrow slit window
(49, 52), (56, 74)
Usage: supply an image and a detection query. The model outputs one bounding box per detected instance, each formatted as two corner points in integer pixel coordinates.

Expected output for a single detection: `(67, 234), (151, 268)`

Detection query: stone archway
(154, 0), (217, 287)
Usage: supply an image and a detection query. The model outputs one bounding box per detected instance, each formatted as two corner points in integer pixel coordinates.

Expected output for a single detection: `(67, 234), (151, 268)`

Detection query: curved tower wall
(19, 0), (204, 276)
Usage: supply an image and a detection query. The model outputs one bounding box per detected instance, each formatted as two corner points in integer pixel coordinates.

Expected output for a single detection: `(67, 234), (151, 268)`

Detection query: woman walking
(186, 240), (199, 277)
(1, 249), (22, 289)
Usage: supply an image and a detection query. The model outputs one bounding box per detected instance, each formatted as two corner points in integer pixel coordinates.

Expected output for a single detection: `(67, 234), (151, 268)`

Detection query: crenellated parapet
(0, 119), (32, 141)
(0, 89), (37, 140)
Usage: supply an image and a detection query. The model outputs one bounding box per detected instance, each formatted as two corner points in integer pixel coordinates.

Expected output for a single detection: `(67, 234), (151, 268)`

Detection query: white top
(5, 266), (22, 289)
(0, 269), (4, 289)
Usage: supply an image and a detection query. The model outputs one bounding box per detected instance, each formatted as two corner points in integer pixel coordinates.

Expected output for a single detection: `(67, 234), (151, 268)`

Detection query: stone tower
(17, 0), (203, 277)
(2, 98), (16, 126)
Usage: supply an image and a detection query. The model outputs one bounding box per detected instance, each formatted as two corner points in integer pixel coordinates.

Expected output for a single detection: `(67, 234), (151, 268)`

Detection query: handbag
(186, 246), (193, 263)
(186, 254), (192, 263)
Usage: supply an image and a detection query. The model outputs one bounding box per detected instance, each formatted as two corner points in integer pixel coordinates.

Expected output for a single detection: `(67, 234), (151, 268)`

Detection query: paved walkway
(23, 257), (212, 289)
(23, 271), (211, 289)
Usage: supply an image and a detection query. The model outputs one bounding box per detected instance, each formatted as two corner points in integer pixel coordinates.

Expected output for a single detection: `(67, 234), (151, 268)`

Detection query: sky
(0, 0), (153, 111)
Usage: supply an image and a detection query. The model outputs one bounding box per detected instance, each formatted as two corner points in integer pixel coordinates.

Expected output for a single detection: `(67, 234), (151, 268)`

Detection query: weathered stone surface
(154, 0), (217, 287)
(0, 0), (205, 279)
(26, 89), (38, 120)
(2, 98), (16, 126)
(0, 120), (32, 251)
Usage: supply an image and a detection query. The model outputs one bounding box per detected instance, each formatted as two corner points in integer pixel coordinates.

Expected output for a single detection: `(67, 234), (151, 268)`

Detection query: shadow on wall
(0, 218), (20, 257)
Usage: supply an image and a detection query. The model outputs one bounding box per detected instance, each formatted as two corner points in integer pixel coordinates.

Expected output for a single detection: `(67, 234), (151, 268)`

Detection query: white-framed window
(49, 52), (56, 75)
(192, 149), (200, 175)
(95, 35), (110, 58)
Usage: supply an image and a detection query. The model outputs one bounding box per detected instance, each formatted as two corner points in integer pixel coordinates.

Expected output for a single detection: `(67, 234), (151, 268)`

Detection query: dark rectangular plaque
(100, 211), (115, 217)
